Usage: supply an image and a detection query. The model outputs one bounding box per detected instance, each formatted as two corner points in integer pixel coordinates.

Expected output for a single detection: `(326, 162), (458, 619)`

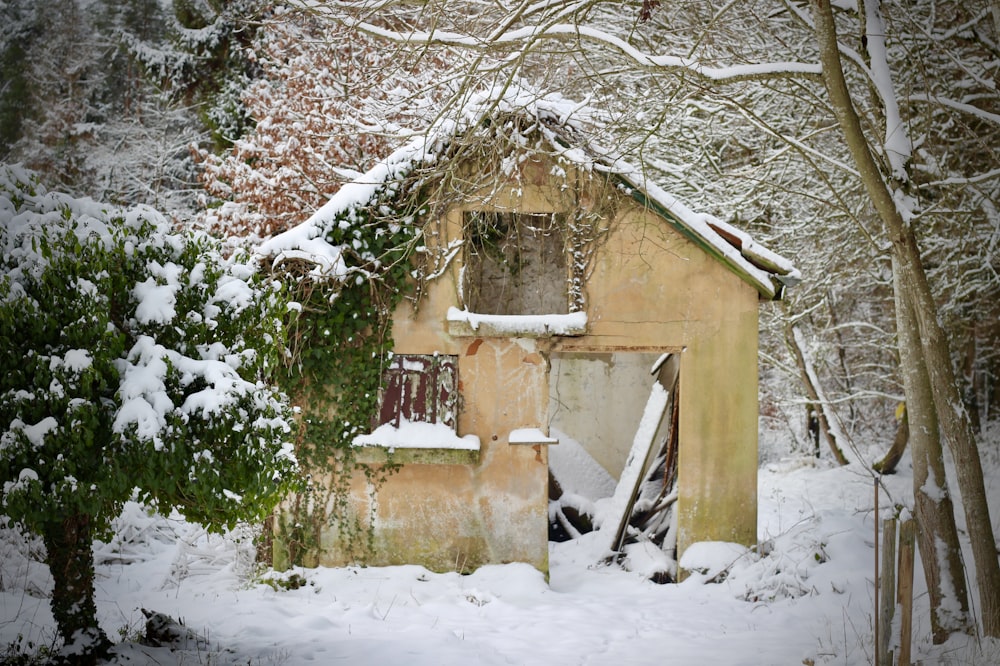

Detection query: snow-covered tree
(1, 0), (102, 191)
(806, 0), (999, 639)
(195, 8), (460, 239)
(132, 0), (271, 150)
(0, 0), (207, 214)
(0, 165), (299, 662)
(0, 0), (36, 158)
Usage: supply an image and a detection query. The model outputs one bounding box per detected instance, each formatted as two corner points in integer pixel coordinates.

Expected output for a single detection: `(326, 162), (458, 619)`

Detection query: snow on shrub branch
(0, 164), (298, 536)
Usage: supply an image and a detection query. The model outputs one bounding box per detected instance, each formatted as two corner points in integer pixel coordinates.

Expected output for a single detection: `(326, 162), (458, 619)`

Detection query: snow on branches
(0, 164), (299, 536)
(195, 11), (453, 240)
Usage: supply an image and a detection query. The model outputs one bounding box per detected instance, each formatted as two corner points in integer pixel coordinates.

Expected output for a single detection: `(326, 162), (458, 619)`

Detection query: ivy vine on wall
(265, 177), (427, 568)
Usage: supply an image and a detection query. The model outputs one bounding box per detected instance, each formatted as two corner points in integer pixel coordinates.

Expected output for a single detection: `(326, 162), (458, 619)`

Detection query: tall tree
(1, 0), (206, 212)
(3, 0), (100, 191)
(809, 0), (999, 636)
(0, 1), (37, 158)
(140, 0), (270, 149)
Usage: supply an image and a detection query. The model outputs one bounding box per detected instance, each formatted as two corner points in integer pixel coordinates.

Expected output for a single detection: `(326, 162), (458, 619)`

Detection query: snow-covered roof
(258, 82), (800, 301)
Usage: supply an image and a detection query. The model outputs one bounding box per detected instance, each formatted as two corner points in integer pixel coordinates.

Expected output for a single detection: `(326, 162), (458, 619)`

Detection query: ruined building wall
(299, 157), (760, 573)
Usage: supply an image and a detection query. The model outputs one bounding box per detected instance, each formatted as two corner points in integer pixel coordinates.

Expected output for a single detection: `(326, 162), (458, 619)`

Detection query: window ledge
(446, 307), (587, 338)
(352, 445), (481, 465)
(508, 428), (558, 445)
(352, 421), (481, 465)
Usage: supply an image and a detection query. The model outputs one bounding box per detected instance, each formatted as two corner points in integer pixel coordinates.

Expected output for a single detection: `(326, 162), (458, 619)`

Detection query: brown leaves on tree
(639, 0), (661, 23)
(194, 14), (451, 240)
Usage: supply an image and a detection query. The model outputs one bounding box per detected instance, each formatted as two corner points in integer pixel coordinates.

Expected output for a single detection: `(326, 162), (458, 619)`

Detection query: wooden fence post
(878, 517), (897, 666)
(897, 517), (916, 666)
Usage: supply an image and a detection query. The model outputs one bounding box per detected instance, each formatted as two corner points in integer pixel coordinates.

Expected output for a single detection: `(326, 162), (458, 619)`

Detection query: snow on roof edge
(595, 150), (800, 300)
(257, 133), (432, 267)
(256, 81), (799, 301)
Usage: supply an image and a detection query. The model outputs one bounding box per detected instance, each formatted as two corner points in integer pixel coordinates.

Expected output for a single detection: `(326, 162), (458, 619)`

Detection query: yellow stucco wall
(557, 203), (761, 553)
(293, 156), (762, 574)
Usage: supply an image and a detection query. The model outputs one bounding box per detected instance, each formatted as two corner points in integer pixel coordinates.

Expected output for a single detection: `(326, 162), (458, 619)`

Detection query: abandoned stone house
(259, 89), (798, 579)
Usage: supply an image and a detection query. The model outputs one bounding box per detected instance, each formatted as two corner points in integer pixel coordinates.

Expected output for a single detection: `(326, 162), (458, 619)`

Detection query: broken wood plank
(897, 517), (916, 666)
(633, 384), (680, 543)
(603, 355), (679, 557)
(878, 517), (897, 666)
(787, 324), (851, 464)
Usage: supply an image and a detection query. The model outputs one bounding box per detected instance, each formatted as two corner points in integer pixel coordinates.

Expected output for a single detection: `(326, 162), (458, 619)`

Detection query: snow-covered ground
(3, 431), (1000, 665)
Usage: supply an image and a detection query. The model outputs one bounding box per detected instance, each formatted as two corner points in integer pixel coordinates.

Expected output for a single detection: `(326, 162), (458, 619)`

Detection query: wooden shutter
(377, 354), (458, 429)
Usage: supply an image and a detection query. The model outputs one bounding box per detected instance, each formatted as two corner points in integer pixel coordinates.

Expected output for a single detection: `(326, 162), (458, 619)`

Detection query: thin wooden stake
(875, 477), (880, 666)
(897, 518), (916, 666)
(879, 517), (897, 666)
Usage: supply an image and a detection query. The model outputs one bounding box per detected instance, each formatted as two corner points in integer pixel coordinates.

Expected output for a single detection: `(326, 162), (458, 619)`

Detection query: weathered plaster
(284, 157), (764, 576)
(552, 195), (761, 558)
(549, 352), (662, 479)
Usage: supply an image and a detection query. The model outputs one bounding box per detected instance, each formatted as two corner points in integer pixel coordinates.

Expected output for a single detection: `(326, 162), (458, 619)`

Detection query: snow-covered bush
(0, 164), (299, 662)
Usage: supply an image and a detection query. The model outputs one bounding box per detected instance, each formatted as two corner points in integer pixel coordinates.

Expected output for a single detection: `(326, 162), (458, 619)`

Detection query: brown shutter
(378, 355), (458, 429)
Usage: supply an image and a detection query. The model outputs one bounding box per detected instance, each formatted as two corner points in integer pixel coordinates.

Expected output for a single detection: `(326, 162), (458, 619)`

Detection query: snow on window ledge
(446, 307), (587, 338)
(508, 428), (558, 446)
(352, 419), (481, 465)
(507, 428), (559, 446)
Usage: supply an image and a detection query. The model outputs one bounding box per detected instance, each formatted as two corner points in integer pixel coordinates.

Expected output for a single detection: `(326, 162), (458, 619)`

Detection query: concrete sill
(352, 445), (481, 465)
(508, 427), (559, 446)
(351, 422), (480, 465)
(446, 308), (587, 338)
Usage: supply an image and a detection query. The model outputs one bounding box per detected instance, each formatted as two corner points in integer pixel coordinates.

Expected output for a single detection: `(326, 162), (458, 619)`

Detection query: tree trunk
(893, 255), (971, 641)
(786, 323), (849, 464)
(42, 514), (111, 664)
(872, 410), (907, 475)
(897, 226), (1000, 637)
(961, 333), (982, 436)
(811, 0), (1000, 637)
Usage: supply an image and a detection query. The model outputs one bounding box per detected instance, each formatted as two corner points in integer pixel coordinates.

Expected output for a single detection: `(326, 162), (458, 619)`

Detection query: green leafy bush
(0, 164), (300, 663)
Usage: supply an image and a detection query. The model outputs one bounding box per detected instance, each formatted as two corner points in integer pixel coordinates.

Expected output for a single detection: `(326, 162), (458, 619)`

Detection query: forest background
(4, 0), (997, 454)
(2, 0), (999, 657)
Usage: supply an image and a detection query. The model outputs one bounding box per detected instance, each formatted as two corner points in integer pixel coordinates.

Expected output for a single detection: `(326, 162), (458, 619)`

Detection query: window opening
(464, 211), (568, 315)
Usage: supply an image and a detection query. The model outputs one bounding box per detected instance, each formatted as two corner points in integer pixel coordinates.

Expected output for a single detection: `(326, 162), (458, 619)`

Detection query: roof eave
(619, 181), (785, 302)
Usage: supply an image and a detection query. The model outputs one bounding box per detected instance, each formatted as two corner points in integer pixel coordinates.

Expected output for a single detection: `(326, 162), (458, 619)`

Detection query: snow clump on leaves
(0, 163), (306, 659)
(0, 163), (300, 658)
(0, 164), (299, 534)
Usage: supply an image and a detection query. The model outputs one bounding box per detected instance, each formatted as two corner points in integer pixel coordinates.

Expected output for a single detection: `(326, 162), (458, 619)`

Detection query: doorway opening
(548, 351), (681, 582)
